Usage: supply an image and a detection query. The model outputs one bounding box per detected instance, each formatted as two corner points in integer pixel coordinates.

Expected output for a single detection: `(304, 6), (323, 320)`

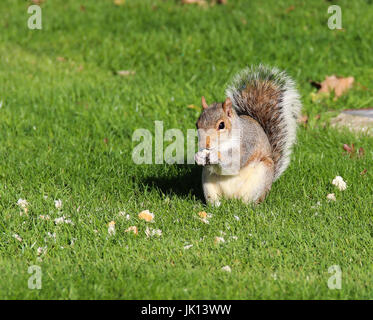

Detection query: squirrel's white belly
(202, 161), (269, 203)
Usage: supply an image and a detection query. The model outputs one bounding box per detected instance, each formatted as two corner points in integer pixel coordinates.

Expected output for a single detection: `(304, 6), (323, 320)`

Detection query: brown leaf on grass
(358, 147), (365, 158)
(57, 57), (66, 62)
(187, 104), (201, 111)
(31, 0), (44, 4)
(343, 143), (354, 154)
(114, 0), (125, 5)
(80, 5), (86, 12)
(285, 5), (295, 13)
(360, 168), (367, 175)
(318, 75), (354, 100)
(342, 144), (365, 158)
(117, 70), (135, 76)
(182, 0), (207, 6)
(297, 114), (308, 125)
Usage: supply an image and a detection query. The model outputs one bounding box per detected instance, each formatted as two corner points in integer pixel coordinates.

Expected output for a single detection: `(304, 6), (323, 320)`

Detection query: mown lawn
(0, 0), (372, 299)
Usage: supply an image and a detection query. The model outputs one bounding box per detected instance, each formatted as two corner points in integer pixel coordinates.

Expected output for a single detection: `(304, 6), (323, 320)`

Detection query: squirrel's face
(196, 97), (235, 151)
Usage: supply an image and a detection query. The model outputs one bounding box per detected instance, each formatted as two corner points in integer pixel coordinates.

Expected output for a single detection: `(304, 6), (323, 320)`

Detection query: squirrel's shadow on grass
(141, 165), (205, 202)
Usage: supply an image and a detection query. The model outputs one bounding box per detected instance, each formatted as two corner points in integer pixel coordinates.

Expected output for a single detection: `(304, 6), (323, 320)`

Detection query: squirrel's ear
(222, 97), (233, 117)
(201, 96), (209, 109)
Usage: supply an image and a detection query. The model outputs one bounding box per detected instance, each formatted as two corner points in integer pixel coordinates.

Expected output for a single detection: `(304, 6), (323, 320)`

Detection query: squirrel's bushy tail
(226, 65), (301, 180)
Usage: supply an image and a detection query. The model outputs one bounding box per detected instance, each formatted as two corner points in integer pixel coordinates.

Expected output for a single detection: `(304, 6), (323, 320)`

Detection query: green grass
(0, 0), (372, 299)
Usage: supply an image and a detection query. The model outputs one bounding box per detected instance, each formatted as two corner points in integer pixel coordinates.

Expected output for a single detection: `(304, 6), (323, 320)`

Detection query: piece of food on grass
(214, 236), (225, 244)
(327, 193), (337, 201)
(198, 211), (208, 218)
(108, 221), (116, 236)
(145, 227), (162, 237)
(221, 265), (232, 272)
(17, 198), (29, 215)
(197, 211), (212, 224)
(125, 226), (138, 235)
(54, 199), (62, 209)
(138, 210), (154, 222)
(332, 176), (347, 191)
(13, 234), (23, 242)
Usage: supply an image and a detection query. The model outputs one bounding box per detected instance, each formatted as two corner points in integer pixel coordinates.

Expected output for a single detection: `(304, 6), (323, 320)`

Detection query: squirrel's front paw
(207, 150), (219, 164)
(195, 150), (208, 166)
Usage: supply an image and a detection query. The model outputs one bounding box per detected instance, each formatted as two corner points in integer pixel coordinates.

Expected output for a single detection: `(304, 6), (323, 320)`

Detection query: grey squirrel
(195, 65), (302, 205)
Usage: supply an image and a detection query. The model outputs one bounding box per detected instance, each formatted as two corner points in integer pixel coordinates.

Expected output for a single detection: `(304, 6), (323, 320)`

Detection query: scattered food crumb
(214, 236), (225, 244)
(234, 215), (240, 221)
(17, 198), (29, 215)
(332, 176), (347, 191)
(221, 265), (231, 272)
(47, 232), (56, 240)
(145, 227), (162, 237)
(54, 216), (73, 225)
(39, 215), (50, 220)
(198, 211), (208, 218)
(12, 234), (22, 242)
(125, 226), (138, 235)
(117, 70), (135, 76)
(108, 221), (116, 236)
(184, 244), (193, 250)
(327, 193), (337, 201)
(37, 246), (47, 256)
(197, 211), (212, 224)
(138, 210), (154, 222)
(54, 199), (63, 209)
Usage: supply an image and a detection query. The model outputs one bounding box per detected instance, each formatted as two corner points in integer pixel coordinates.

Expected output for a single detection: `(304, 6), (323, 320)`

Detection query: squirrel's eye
(218, 121), (225, 130)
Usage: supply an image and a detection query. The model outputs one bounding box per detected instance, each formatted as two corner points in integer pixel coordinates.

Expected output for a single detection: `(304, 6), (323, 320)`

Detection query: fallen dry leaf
(360, 169), (367, 175)
(114, 0), (125, 5)
(285, 5), (295, 13)
(187, 104), (201, 111)
(358, 147), (365, 158)
(343, 143), (354, 155)
(138, 210), (154, 222)
(318, 75), (354, 100)
(297, 114), (309, 125)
